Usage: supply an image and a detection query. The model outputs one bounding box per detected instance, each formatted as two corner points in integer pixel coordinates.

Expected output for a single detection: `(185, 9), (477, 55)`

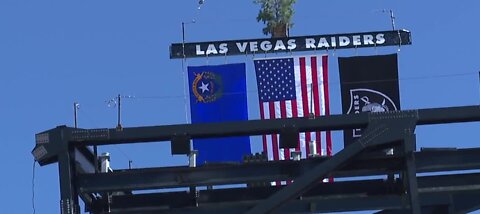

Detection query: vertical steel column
(403, 134), (420, 214)
(58, 144), (80, 214)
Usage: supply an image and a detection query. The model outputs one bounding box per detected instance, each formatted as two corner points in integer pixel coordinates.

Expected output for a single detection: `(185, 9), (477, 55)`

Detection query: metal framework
(32, 105), (480, 214)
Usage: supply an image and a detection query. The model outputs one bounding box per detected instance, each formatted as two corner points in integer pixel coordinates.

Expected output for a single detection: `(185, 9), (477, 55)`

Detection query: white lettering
(317, 37), (330, 48)
(353, 128), (362, 137)
(219, 43), (228, 54)
(376, 34), (385, 44)
(236, 42), (248, 53)
(274, 40), (287, 51)
(363, 35), (374, 45)
(287, 39), (296, 50)
(330, 37), (337, 47)
(339, 36), (350, 46)
(305, 38), (316, 49)
(196, 45), (205, 55)
(206, 44), (218, 55)
(249, 41), (259, 52)
(260, 41), (272, 51)
(352, 35), (361, 46)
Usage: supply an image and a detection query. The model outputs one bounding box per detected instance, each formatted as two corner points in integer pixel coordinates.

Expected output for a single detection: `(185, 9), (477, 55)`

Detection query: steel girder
(31, 105), (480, 213)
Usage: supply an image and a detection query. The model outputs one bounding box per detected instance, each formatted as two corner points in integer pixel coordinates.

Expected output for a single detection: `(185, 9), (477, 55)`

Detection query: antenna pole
(117, 94), (122, 130)
(73, 102), (78, 128)
(182, 22), (186, 54)
(181, 21), (190, 124)
(386, 9), (402, 51)
(389, 10), (396, 31)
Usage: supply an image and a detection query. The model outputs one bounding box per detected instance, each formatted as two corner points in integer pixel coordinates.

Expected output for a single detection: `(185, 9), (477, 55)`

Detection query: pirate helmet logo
(347, 88), (398, 114)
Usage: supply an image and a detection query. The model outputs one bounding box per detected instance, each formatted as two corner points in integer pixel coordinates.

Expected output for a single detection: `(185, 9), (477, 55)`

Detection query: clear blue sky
(1, 1), (479, 213)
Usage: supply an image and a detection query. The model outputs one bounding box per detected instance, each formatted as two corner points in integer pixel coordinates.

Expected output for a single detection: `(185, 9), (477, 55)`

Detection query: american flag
(254, 55), (332, 161)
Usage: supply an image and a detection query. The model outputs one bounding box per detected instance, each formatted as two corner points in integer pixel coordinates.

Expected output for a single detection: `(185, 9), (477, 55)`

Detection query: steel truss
(32, 105), (480, 213)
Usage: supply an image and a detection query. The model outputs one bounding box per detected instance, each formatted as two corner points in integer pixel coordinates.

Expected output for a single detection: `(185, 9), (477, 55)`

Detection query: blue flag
(188, 63), (251, 164)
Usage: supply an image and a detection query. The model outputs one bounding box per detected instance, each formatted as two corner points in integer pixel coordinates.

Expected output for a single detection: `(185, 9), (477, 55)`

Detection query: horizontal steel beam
(62, 105), (480, 147)
(96, 172), (480, 214)
(77, 148), (480, 193)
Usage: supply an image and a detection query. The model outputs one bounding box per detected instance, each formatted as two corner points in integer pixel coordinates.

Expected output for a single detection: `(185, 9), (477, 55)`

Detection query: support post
(58, 145), (80, 214)
(93, 146), (98, 173)
(403, 134), (421, 214)
(189, 150), (199, 207)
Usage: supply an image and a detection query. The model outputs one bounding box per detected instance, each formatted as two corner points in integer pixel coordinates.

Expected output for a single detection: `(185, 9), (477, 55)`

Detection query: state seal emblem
(192, 72), (223, 103)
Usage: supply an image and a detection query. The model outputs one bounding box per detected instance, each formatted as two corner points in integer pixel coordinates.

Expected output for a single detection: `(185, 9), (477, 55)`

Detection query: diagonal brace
(247, 112), (418, 214)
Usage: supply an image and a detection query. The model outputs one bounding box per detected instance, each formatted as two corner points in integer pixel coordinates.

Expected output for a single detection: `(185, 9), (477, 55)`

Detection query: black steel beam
(377, 191), (480, 214)
(58, 146), (81, 214)
(95, 173), (480, 214)
(450, 191), (480, 214)
(32, 106), (480, 166)
(416, 105), (480, 125)
(76, 148), (480, 193)
(33, 105), (480, 214)
(402, 134), (421, 214)
(69, 113), (368, 146)
(62, 105), (480, 147)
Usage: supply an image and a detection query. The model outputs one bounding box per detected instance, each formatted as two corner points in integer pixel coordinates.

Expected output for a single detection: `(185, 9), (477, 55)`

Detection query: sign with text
(170, 30), (411, 59)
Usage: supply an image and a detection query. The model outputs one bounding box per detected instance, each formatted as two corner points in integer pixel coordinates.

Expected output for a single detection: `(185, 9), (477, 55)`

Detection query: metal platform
(32, 105), (480, 214)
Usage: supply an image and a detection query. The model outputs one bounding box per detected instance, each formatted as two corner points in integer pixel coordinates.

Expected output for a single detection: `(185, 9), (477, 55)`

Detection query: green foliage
(254, 0), (296, 36)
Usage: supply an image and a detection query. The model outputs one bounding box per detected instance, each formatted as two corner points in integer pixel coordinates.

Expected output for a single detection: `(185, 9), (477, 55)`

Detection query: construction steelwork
(32, 105), (480, 213)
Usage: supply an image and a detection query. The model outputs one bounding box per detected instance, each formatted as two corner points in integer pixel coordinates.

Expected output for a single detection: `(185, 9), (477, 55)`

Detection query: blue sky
(1, 1), (479, 213)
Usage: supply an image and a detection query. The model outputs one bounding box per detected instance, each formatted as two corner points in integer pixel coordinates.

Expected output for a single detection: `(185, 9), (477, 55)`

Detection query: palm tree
(254, 0), (296, 38)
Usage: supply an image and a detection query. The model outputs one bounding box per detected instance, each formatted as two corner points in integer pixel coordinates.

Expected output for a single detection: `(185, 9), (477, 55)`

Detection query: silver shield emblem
(346, 88), (399, 137)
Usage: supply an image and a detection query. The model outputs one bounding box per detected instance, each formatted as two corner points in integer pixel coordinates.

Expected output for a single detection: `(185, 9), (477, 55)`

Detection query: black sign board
(170, 30), (411, 59)
(338, 54), (401, 146)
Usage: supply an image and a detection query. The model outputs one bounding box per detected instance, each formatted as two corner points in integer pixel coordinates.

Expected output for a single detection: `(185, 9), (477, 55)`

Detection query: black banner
(338, 54), (401, 146)
(170, 30), (411, 59)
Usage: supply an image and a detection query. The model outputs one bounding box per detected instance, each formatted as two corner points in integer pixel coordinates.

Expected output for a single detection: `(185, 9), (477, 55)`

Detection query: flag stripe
(311, 56), (323, 154)
(272, 102), (282, 186)
(274, 101), (284, 161)
(323, 55), (333, 183)
(263, 102), (274, 161)
(269, 102), (280, 161)
(291, 100), (301, 153)
(259, 103), (269, 158)
(322, 55), (332, 157)
(299, 57), (311, 157)
(280, 100), (290, 160)
(293, 60), (306, 158)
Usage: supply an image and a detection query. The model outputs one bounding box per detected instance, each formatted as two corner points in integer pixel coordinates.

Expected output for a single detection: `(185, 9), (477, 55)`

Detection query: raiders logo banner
(338, 54), (401, 146)
(170, 30), (411, 59)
